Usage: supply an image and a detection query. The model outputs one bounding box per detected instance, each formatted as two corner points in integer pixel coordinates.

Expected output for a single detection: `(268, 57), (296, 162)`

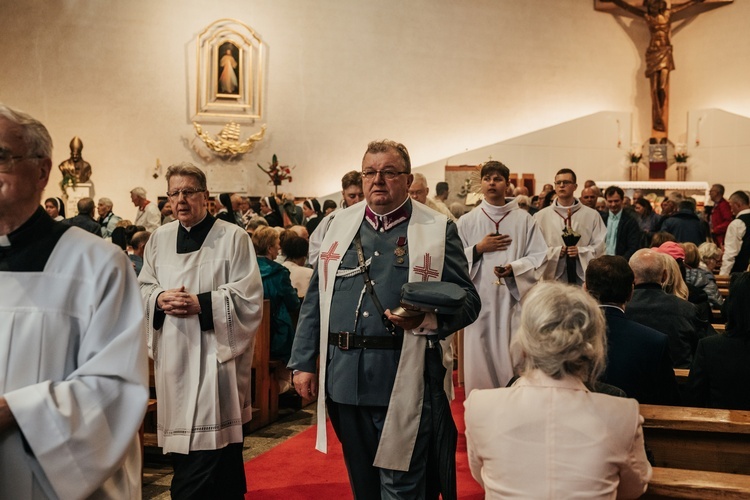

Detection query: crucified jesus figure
(608, 0), (706, 136)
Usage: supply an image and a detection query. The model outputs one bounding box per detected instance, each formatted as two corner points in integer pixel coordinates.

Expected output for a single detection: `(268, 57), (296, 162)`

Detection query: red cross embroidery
(413, 253), (439, 282)
(320, 241), (342, 290)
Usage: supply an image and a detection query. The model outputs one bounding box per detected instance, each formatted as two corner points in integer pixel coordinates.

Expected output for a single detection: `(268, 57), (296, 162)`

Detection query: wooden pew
(673, 368), (689, 384)
(246, 299), (274, 432)
(644, 467), (750, 499)
(640, 404), (750, 475)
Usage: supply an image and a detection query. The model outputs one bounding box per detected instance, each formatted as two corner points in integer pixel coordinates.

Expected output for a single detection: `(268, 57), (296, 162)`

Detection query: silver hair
(629, 248), (665, 284)
(513, 282), (606, 385)
(98, 197), (113, 209)
(411, 172), (428, 187)
(130, 187), (147, 199)
(0, 103), (53, 159)
(165, 162), (207, 191)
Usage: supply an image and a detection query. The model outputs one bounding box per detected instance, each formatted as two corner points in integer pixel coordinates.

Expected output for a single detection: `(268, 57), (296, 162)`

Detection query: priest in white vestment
(533, 169), (606, 285)
(456, 162), (548, 393)
(139, 163), (263, 498)
(0, 104), (148, 499)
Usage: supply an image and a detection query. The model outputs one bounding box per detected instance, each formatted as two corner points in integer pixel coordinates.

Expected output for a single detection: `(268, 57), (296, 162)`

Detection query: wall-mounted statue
(58, 136), (92, 183)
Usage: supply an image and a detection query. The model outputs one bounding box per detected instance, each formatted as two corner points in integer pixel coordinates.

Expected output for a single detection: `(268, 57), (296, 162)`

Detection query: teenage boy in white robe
(457, 161), (548, 393)
(533, 168), (606, 285)
(0, 104), (148, 498)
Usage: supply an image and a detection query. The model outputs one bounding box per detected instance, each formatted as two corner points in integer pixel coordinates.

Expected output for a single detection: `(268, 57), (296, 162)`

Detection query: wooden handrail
(646, 467), (750, 499)
(640, 404), (750, 434)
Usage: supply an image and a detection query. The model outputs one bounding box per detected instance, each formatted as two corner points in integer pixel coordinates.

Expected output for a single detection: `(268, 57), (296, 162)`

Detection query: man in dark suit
(601, 185), (641, 260)
(584, 255), (680, 405)
(626, 248), (709, 368)
(62, 197), (103, 237)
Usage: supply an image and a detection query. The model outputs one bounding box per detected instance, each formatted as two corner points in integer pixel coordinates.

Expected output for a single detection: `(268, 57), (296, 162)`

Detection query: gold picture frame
(195, 19), (265, 121)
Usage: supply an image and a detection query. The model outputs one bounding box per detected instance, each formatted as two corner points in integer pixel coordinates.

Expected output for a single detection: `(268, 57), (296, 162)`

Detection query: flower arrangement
(628, 149), (642, 164)
(59, 171), (77, 197)
(257, 154), (294, 194)
(674, 150), (689, 163)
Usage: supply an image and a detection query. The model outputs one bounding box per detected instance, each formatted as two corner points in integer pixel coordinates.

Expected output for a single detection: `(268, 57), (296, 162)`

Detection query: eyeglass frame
(361, 169), (409, 181)
(553, 180), (575, 187)
(0, 147), (44, 173)
(166, 188), (206, 199)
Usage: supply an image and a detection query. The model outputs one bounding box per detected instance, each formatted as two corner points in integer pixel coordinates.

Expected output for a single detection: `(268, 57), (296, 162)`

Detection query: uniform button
(374, 251), (380, 257)
(363, 311), (370, 318)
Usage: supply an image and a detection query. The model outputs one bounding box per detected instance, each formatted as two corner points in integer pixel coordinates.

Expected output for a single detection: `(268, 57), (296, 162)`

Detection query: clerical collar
(481, 197), (517, 214)
(552, 199), (582, 217)
(0, 207), (70, 272)
(179, 213), (208, 232)
(176, 213), (216, 254)
(599, 304), (625, 314)
(364, 198), (410, 232)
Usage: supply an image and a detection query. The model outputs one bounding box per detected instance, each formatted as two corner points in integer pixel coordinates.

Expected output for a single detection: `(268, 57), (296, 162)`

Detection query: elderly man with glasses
(289, 140), (480, 499)
(533, 168), (606, 285)
(0, 104), (148, 497)
(138, 162), (263, 499)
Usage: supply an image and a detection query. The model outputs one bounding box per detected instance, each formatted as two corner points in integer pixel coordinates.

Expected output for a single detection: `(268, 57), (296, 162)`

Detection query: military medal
(395, 236), (407, 263)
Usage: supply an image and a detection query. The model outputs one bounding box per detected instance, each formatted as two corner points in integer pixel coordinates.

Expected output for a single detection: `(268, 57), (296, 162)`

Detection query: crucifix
(596, 0), (732, 140)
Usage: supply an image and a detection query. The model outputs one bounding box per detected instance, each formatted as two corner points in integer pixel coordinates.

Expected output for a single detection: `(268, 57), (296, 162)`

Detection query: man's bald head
(579, 187), (597, 209)
(629, 248), (665, 286)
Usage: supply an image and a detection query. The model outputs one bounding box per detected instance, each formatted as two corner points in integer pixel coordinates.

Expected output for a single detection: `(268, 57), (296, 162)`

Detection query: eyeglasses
(554, 180), (574, 187)
(361, 169), (408, 181)
(166, 188), (205, 199)
(0, 148), (43, 173)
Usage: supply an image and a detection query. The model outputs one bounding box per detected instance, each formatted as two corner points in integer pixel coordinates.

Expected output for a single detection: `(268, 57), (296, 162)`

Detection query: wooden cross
(320, 241), (342, 290)
(596, 0), (732, 140)
(413, 254), (440, 282)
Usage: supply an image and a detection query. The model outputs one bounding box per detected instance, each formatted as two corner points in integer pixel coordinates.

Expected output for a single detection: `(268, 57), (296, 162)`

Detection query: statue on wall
(603, 0), (728, 138)
(58, 136), (92, 183)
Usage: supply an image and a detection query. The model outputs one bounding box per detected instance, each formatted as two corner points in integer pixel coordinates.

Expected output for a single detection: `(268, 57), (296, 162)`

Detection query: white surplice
(139, 220), (263, 454)
(1, 228), (149, 499)
(457, 199), (548, 393)
(533, 200), (606, 285)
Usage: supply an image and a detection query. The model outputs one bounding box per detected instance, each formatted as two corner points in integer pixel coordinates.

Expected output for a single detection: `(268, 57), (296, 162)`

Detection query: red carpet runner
(244, 379), (484, 498)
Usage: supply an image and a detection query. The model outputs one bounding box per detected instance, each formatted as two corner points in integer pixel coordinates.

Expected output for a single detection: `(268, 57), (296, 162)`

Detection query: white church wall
(0, 0), (748, 217)
(687, 109), (750, 196)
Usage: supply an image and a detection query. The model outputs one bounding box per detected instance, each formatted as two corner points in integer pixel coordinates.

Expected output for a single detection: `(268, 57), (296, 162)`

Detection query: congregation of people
(3, 100), (750, 498)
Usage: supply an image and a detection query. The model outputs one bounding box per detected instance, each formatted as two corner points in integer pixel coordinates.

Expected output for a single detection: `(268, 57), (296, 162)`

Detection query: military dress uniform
(289, 199), (479, 500)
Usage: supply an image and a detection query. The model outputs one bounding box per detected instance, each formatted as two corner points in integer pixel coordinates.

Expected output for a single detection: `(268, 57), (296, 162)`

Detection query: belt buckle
(338, 332), (351, 350)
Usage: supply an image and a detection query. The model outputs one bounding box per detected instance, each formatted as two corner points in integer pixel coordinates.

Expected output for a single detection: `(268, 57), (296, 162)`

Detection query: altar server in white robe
(457, 161), (548, 393)
(0, 104), (148, 499)
(534, 168), (606, 285)
(139, 162), (263, 499)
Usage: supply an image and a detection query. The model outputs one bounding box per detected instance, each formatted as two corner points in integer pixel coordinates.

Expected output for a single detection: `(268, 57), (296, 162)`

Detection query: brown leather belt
(329, 332), (403, 350)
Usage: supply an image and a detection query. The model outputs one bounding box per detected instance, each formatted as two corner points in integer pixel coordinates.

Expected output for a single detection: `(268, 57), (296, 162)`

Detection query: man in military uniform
(289, 140), (480, 499)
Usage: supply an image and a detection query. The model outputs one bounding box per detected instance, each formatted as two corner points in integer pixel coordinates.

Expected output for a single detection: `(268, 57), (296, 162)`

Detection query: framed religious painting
(195, 19), (266, 121)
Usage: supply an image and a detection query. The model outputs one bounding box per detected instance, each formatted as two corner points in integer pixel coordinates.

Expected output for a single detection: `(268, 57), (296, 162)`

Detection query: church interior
(2, 0), (749, 213)
(3, 0), (750, 498)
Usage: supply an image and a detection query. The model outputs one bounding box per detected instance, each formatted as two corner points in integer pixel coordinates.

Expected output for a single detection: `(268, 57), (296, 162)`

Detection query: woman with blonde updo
(464, 282), (651, 499)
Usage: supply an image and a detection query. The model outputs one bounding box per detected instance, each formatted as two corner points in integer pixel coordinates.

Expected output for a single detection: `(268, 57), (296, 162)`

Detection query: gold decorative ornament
(192, 122), (266, 158)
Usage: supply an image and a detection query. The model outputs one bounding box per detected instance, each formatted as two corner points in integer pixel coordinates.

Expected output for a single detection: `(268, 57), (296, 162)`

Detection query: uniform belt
(329, 332), (403, 350)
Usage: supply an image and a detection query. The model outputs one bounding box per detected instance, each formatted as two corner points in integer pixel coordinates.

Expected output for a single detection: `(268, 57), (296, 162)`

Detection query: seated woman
(686, 272), (750, 410)
(252, 226), (301, 390)
(683, 241), (723, 309)
(698, 241), (723, 274)
(464, 282), (651, 499)
(281, 234), (313, 299)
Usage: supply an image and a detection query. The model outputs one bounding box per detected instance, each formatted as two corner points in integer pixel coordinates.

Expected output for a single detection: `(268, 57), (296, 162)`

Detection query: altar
(596, 181), (710, 205)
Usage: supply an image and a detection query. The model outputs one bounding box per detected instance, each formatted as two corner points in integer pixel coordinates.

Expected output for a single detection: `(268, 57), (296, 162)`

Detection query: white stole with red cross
(315, 200), (447, 472)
